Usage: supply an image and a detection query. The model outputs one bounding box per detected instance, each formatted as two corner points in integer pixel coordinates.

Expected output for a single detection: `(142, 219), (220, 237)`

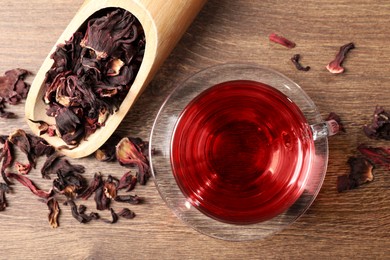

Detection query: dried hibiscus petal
(116, 137), (150, 185)
(8, 129), (34, 167)
(358, 145), (390, 169)
(6, 172), (53, 198)
(0, 68), (30, 105)
(337, 157), (374, 192)
(0, 182), (9, 211)
(47, 198), (60, 228)
(363, 106), (390, 140)
(117, 171), (137, 191)
(94, 184), (111, 210)
(103, 175), (118, 199)
(117, 208), (135, 219)
(114, 194), (142, 205)
(41, 152), (84, 179)
(0, 140), (14, 185)
(78, 173), (102, 200)
(291, 54), (310, 71)
(326, 42), (355, 74)
(101, 208), (119, 224)
(64, 200), (99, 223)
(269, 33), (296, 48)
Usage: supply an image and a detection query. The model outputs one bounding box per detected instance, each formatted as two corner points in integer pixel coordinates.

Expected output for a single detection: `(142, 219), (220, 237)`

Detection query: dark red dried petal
(114, 194), (142, 204)
(101, 208), (119, 224)
(337, 157), (374, 192)
(326, 42), (355, 74)
(0, 183), (9, 211)
(64, 200), (99, 223)
(116, 137), (150, 185)
(117, 208), (135, 219)
(94, 184), (111, 210)
(47, 198), (60, 228)
(78, 173), (102, 200)
(291, 54), (310, 71)
(0, 68), (30, 105)
(269, 33), (296, 48)
(0, 140), (14, 185)
(6, 172), (52, 198)
(363, 106), (390, 140)
(358, 145), (390, 170)
(117, 171), (137, 191)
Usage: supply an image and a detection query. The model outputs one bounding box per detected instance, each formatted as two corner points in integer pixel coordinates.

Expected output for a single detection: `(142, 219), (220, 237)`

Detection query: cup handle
(310, 120), (340, 141)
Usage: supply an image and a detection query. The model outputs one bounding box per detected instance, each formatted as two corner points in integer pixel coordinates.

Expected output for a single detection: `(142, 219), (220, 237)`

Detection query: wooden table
(1, 0), (389, 259)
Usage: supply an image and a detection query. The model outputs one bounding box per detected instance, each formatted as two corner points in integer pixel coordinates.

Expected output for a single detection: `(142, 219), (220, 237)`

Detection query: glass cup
(149, 63), (338, 241)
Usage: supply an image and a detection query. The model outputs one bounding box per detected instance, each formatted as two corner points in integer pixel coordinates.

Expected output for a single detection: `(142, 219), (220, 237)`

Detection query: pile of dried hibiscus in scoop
(34, 8), (146, 146)
(0, 128), (150, 228)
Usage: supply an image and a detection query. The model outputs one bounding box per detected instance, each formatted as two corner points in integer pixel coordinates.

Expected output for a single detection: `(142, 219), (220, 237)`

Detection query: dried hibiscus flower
(37, 8), (146, 146)
(47, 198), (60, 228)
(358, 145), (390, 170)
(6, 172), (53, 199)
(0, 182), (9, 211)
(116, 137), (150, 185)
(363, 106), (390, 140)
(326, 42), (355, 74)
(337, 157), (374, 192)
(78, 173), (102, 200)
(0, 68), (30, 113)
(64, 200), (99, 223)
(291, 54), (310, 71)
(117, 208), (135, 219)
(117, 171), (137, 192)
(269, 33), (296, 48)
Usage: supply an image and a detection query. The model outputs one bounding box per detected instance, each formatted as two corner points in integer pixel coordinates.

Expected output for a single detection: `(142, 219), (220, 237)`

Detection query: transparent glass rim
(149, 63), (328, 241)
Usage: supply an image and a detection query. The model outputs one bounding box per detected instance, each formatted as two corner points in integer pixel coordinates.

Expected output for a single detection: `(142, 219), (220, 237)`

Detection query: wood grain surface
(1, 0), (389, 259)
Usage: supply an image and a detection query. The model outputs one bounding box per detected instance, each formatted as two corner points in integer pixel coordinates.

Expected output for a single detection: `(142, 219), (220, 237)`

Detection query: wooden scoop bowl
(25, 0), (207, 158)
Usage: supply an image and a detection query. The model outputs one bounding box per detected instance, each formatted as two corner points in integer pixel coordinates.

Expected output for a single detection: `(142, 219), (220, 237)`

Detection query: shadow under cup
(150, 64), (328, 240)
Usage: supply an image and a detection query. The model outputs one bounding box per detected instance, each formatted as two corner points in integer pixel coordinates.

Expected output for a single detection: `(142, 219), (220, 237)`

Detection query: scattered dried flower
(115, 194), (142, 205)
(363, 106), (390, 140)
(0, 183), (9, 211)
(6, 172), (53, 198)
(358, 145), (390, 170)
(117, 171), (137, 192)
(291, 54), (310, 71)
(337, 157), (374, 192)
(0, 68), (30, 117)
(78, 173), (102, 200)
(64, 200), (99, 223)
(101, 208), (119, 224)
(326, 42), (355, 74)
(116, 137), (150, 185)
(269, 33), (296, 48)
(47, 198), (60, 228)
(117, 208), (135, 219)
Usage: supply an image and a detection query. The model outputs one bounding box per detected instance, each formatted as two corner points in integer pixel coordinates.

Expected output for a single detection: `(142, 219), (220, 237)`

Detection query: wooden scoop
(25, 0), (207, 158)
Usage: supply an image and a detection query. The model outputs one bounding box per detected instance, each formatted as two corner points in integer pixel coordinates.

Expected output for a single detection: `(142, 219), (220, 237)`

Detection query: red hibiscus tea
(170, 80), (315, 224)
